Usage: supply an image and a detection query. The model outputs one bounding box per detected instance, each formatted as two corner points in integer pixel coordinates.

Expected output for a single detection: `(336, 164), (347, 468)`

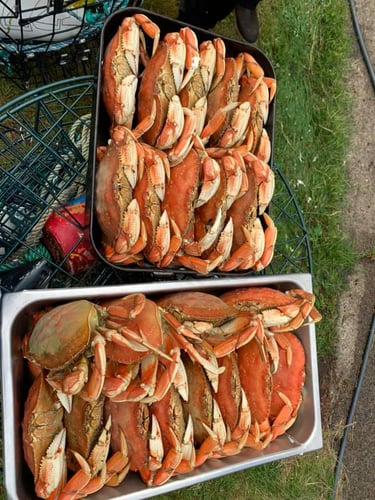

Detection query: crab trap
(0, 0), (142, 89)
(0, 75), (312, 294)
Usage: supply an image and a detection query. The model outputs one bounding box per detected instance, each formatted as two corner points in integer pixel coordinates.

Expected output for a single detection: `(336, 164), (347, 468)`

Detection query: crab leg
(204, 217), (234, 269)
(59, 415), (112, 500)
(142, 348), (181, 403)
(212, 317), (263, 358)
(79, 333), (106, 402)
(194, 400), (226, 467)
(212, 388), (251, 458)
(163, 31), (187, 91)
(58, 451), (92, 500)
(102, 361), (139, 399)
(174, 415), (196, 474)
(167, 107), (197, 166)
(179, 26), (200, 89)
(199, 39), (218, 93)
(139, 415), (164, 486)
(152, 427), (183, 486)
(34, 429), (67, 499)
(194, 135), (221, 208)
(105, 293), (147, 323)
(163, 315), (224, 375)
(133, 13), (160, 58)
(105, 429), (130, 487)
(155, 95), (185, 150)
(184, 206), (223, 256)
(159, 217), (183, 268)
(219, 217), (266, 272)
(218, 101), (251, 148)
(210, 37), (226, 91)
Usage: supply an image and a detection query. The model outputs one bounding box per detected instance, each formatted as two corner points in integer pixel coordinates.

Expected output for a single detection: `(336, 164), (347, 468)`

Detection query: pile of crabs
(95, 13), (277, 273)
(22, 285), (321, 498)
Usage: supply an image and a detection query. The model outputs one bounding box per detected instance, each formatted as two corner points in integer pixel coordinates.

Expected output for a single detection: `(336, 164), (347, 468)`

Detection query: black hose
(348, 0), (375, 91)
(331, 3), (375, 497)
(331, 313), (375, 498)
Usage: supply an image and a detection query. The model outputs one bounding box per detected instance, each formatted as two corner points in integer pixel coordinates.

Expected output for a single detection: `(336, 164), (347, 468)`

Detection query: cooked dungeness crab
(102, 13), (160, 128)
(24, 294), (182, 410)
(136, 26), (200, 159)
(21, 285), (321, 497)
(157, 291), (264, 363)
(24, 300), (108, 412)
(22, 376), (130, 499)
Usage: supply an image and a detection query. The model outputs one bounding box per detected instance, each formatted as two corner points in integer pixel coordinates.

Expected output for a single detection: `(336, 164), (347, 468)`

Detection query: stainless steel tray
(1, 273), (322, 499)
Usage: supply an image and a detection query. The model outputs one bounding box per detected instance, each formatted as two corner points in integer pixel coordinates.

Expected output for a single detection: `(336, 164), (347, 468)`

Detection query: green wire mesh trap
(0, 0), (141, 88)
(0, 76), (312, 293)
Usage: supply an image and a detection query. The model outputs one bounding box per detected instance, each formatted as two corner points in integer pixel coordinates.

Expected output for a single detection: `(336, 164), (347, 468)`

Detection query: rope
(8, 112), (92, 263)
(0, 244), (51, 272)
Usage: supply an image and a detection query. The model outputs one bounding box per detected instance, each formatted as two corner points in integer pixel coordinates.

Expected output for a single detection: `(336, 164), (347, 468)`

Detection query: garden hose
(332, 313), (375, 498)
(348, 0), (375, 92)
(331, 6), (375, 495)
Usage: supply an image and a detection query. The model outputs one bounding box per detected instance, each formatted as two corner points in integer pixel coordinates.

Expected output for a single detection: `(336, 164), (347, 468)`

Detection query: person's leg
(178, 0), (236, 29)
(235, 0), (262, 43)
(247, 0), (262, 8)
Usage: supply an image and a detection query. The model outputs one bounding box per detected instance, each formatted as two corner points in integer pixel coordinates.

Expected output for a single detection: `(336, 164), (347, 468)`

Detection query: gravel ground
(319, 0), (375, 497)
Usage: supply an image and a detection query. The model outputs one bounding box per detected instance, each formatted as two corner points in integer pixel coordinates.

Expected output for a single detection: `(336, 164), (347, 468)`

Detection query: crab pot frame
(0, 0), (142, 89)
(1, 274), (323, 499)
(0, 72), (312, 294)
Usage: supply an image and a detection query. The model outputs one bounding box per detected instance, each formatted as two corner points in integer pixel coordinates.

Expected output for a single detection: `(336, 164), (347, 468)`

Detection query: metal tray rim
(1, 273), (322, 499)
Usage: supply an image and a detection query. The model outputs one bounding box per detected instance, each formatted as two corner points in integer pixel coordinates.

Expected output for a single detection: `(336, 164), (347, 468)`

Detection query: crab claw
(35, 428), (67, 499)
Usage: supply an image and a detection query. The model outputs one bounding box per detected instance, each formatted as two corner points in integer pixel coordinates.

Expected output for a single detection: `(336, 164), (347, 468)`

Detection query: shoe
(235, 4), (259, 43)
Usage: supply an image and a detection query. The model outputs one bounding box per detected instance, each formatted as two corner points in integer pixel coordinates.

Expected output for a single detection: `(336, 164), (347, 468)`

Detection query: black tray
(88, 6), (277, 279)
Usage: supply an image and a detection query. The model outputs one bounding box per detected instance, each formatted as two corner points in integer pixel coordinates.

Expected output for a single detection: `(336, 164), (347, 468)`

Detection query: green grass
(0, 0), (357, 497)
(152, 436), (337, 500)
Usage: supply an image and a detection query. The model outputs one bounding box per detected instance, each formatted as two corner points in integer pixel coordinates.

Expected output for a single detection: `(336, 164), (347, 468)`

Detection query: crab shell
(22, 374), (64, 483)
(105, 399), (150, 472)
(25, 300), (101, 371)
(237, 337), (273, 448)
(214, 352), (242, 432)
(205, 56), (240, 146)
(220, 286), (320, 332)
(136, 40), (178, 146)
(161, 147), (200, 243)
(64, 394), (105, 472)
(156, 290), (238, 326)
(270, 331), (306, 440)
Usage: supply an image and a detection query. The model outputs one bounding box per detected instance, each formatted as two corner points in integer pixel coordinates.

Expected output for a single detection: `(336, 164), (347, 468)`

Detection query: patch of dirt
(318, 0), (375, 495)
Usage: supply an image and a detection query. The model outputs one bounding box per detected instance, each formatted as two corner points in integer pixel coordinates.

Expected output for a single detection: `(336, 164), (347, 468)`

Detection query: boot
(235, 2), (259, 43)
